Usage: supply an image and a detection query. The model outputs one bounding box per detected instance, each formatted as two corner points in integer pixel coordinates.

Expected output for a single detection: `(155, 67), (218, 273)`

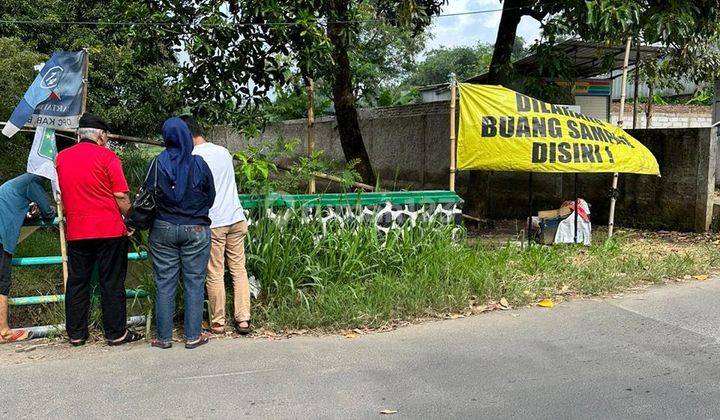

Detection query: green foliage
(0, 38), (45, 119)
(405, 44), (493, 87)
(0, 38), (46, 182)
(232, 137), (361, 194)
(375, 87), (420, 107)
(0, 0), (183, 137)
(116, 145), (162, 193)
(403, 38), (527, 88)
(242, 214), (720, 331)
(265, 86), (333, 122)
(685, 86), (714, 106)
(538, 1), (720, 85)
(155, 0), (444, 124)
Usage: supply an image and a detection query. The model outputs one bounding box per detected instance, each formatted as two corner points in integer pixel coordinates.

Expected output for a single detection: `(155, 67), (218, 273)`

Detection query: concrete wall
(612, 104), (712, 129)
(209, 103), (717, 232)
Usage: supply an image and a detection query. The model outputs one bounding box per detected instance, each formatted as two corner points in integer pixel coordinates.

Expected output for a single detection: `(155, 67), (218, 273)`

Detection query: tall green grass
(10, 205), (720, 334)
(245, 210), (720, 331)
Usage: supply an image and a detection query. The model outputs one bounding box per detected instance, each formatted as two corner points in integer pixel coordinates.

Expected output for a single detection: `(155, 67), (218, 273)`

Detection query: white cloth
(27, 126), (59, 197)
(192, 142), (245, 228)
(555, 211), (591, 246)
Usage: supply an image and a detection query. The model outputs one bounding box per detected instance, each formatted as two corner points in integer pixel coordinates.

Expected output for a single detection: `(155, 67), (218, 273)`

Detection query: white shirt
(192, 142), (246, 228)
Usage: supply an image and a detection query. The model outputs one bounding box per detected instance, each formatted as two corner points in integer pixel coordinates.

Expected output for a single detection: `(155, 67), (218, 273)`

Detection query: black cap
(78, 113), (111, 132)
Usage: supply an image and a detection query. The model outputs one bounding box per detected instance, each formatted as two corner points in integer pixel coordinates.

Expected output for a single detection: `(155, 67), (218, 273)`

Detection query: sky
(425, 0), (542, 52)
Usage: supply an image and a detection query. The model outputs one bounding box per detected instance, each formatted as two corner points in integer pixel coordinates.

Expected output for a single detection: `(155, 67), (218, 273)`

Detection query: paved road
(4, 279), (720, 419)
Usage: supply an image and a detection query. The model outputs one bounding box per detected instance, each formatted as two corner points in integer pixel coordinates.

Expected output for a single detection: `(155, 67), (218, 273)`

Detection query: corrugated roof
(466, 39), (662, 83)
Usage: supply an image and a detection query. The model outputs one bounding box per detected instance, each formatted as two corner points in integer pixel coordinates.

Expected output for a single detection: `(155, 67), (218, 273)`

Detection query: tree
(404, 44), (493, 87)
(0, 38), (45, 181)
(265, 3), (429, 120)
(403, 38), (526, 88)
(0, 0), (183, 137)
(156, 0), (446, 183)
(464, 0), (720, 216)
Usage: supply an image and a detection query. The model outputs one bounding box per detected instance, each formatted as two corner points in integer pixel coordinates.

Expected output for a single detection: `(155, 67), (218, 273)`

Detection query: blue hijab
(158, 117), (202, 202)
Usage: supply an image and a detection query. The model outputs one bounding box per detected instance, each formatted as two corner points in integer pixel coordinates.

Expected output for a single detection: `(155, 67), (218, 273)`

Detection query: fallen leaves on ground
(692, 274), (709, 281)
(499, 297), (510, 309)
(538, 298), (555, 308)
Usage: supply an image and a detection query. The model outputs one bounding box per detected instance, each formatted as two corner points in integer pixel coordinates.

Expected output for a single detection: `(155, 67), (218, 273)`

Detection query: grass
(10, 228), (153, 329)
(8, 212), (720, 335)
(243, 213), (720, 332)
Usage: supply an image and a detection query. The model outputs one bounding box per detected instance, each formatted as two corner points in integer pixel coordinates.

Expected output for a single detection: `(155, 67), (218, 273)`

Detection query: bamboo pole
(632, 40), (641, 129)
(57, 200), (69, 289)
(58, 48), (89, 289)
(449, 73), (457, 192)
(275, 162), (377, 192)
(607, 37), (633, 239)
(307, 78), (316, 194)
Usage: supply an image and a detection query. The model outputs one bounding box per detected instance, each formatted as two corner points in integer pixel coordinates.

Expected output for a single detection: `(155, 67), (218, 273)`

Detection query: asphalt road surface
(3, 279), (720, 419)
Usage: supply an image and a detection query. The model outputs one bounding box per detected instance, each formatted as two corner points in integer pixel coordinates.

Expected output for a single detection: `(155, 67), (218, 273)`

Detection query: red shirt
(56, 141), (129, 241)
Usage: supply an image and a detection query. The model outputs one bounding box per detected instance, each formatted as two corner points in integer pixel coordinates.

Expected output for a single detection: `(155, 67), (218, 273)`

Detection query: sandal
(69, 337), (87, 347)
(151, 339), (172, 349)
(209, 323), (225, 334)
(235, 320), (252, 335)
(1, 329), (31, 343)
(185, 334), (210, 349)
(107, 330), (144, 347)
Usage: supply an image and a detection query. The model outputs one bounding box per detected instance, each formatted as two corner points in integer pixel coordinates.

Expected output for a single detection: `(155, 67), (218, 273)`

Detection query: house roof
(420, 39), (663, 93)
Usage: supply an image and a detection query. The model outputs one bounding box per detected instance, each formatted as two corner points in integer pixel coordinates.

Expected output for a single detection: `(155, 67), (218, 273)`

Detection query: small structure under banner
(448, 83), (660, 247)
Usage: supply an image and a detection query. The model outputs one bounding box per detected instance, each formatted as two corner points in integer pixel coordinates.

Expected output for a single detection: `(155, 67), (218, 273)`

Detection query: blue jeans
(149, 219), (211, 342)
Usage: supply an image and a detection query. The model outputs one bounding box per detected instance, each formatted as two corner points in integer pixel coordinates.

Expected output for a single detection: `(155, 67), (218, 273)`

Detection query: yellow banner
(457, 84), (660, 175)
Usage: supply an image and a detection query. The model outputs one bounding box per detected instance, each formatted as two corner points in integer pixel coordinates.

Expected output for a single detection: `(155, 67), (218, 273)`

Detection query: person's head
(162, 117), (193, 155)
(77, 113), (111, 147)
(180, 115), (205, 146)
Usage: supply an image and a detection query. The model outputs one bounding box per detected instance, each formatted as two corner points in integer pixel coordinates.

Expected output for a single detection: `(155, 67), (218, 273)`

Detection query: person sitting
(0, 173), (55, 343)
(137, 117), (215, 349)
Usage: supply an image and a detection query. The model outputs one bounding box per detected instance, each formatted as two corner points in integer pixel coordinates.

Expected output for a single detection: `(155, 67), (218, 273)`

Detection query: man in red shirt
(56, 114), (142, 346)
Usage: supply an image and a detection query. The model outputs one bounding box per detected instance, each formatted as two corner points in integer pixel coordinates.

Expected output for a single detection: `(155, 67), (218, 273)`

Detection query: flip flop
(107, 330), (144, 347)
(208, 323), (225, 334)
(0, 329), (30, 343)
(235, 320), (252, 335)
(151, 339), (172, 349)
(185, 334), (210, 349)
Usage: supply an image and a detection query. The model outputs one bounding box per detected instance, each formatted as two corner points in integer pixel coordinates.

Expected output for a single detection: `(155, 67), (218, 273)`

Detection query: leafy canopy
(0, 0), (183, 136)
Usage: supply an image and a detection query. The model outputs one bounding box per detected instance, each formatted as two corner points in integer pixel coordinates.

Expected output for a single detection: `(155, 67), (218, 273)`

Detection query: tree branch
(521, 7), (548, 22)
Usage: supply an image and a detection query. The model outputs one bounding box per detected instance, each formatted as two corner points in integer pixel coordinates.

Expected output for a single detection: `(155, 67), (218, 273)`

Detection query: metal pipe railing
(11, 251), (148, 267)
(9, 289), (149, 306)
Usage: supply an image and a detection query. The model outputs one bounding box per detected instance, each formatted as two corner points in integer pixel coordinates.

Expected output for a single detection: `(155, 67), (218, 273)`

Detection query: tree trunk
(465, 0), (525, 217)
(327, 0), (375, 184)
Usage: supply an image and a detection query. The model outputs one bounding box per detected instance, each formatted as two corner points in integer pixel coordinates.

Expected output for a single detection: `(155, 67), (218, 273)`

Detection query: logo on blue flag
(2, 50), (85, 138)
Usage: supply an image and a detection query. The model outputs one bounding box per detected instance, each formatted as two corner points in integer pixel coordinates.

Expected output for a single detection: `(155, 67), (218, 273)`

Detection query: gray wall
(209, 102), (717, 232)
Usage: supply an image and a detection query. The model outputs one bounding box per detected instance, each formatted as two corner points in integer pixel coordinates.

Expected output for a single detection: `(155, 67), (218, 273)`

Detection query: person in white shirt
(184, 116), (252, 335)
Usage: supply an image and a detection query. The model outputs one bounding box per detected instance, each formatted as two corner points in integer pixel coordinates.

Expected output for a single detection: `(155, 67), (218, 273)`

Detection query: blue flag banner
(2, 50), (85, 138)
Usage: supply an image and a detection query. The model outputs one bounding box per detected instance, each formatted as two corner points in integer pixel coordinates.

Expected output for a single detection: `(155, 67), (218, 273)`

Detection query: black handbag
(127, 158), (158, 230)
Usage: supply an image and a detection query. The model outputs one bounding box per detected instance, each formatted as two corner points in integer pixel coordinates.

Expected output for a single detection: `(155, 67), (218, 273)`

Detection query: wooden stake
(57, 199), (69, 290)
(58, 48), (89, 289)
(608, 37), (633, 239)
(276, 162), (376, 192)
(307, 78), (316, 194)
(449, 74), (457, 192)
(80, 48), (89, 114)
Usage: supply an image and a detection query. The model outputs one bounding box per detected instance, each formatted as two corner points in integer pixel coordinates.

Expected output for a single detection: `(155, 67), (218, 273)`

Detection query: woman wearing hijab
(144, 117), (216, 349)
